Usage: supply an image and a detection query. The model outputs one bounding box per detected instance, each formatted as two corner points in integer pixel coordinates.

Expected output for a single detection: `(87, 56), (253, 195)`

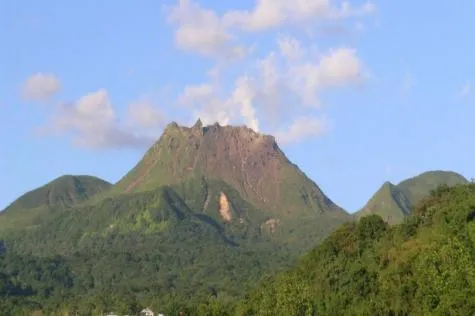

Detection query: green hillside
(355, 182), (411, 225)
(0, 175), (112, 233)
(0, 175), (347, 314)
(0, 181), (284, 314)
(234, 183), (475, 315)
(397, 170), (468, 204)
(355, 170), (468, 224)
(3, 175), (112, 213)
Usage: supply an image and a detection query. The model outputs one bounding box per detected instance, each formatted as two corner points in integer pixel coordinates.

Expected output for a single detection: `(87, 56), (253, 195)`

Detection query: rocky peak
(116, 120), (345, 218)
(192, 118), (204, 133)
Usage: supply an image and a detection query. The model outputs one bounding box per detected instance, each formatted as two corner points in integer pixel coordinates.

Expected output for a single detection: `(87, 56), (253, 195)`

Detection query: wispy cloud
(275, 116), (329, 144)
(457, 81), (472, 99)
(222, 0), (375, 32)
(21, 73), (61, 102)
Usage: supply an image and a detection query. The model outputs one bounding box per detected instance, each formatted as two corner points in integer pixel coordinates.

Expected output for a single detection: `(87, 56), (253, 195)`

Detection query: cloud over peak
(176, 37), (367, 143)
(164, 0), (372, 144)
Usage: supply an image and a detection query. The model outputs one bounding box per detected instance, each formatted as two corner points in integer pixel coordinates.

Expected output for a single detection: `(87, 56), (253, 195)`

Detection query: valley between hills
(1, 121), (474, 315)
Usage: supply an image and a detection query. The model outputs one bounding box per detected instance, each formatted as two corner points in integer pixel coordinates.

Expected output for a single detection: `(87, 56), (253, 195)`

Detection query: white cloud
(21, 73), (61, 101)
(166, 0), (374, 58)
(228, 76), (260, 131)
(177, 81), (231, 127)
(318, 48), (364, 85)
(290, 47), (365, 105)
(42, 89), (152, 149)
(184, 77), (260, 132)
(223, 0), (376, 31)
(128, 100), (164, 129)
(179, 41), (366, 140)
(194, 98), (232, 127)
(278, 36), (305, 60)
(254, 52), (294, 121)
(167, 0), (247, 59)
(178, 83), (215, 106)
(337, 1), (376, 19)
(26, 2), (375, 150)
(458, 81), (472, 99)
(275, 116), (328, 144)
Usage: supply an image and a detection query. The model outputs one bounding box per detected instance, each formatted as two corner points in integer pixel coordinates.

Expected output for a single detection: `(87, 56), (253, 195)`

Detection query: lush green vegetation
(2, 183), (474, 315)
(3, 175), (111, 214)
(0, 176), (302, 315)
(234, 183), (475, 315)
(0, 121), (470, 315)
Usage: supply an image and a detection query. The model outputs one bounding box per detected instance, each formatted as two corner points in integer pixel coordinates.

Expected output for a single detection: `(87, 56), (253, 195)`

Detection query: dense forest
(234, 183), (475, 315)
(1, 183), (475, 315)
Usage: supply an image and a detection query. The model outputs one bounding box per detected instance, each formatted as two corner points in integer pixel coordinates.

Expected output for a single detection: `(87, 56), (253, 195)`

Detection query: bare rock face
(218, 192), (232, 222)
(194, 123), (287, 211)
(116, 120), (347, 219)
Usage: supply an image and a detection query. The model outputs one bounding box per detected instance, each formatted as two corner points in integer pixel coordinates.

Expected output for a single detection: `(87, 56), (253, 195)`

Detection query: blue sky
(1, 0), (474, 212)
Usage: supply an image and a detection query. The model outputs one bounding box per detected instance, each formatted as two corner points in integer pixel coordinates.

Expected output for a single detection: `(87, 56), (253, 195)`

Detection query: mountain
(3, 175), (112, 213)
(397, 170), (468, 204)
(114, 120), (347, 220)
(0, 175), (112, 233)
(355, 182), (411, 225)
(105, 120), (350, 247)
(355, 170), (468, 224)
(0, 121), (351, 314)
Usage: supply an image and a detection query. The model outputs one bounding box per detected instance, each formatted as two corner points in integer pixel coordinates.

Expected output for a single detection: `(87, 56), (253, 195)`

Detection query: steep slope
(355, 182), (411, 225)
(356, 170), (468, 224)
(114, 120), (348, 223)
(2, 175), (111, 213)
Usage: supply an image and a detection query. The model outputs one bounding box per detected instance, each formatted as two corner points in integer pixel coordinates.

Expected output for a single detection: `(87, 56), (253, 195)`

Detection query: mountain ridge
(2, 175), (112, 213)
(355, 170), (468, 224)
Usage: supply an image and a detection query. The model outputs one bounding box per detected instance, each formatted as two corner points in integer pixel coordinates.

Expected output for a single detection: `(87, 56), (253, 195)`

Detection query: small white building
(140, 308), (155, 316)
